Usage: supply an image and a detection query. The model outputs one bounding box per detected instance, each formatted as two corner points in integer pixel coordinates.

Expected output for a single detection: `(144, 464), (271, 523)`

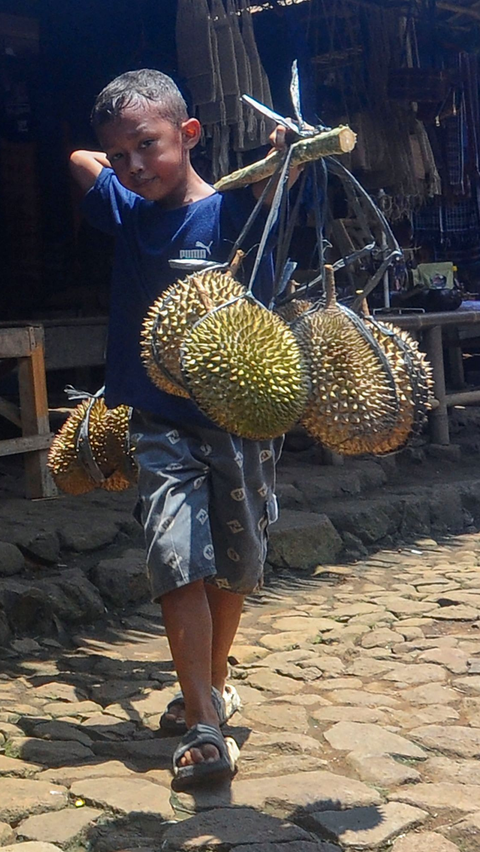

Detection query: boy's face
(99, 101), (195, 206)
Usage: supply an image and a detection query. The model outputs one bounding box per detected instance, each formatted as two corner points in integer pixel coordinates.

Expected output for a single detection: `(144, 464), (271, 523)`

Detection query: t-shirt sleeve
(82, 167), (139, 236)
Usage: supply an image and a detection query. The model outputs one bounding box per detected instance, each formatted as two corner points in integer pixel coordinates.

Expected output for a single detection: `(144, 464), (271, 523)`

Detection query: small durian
(292, 266), (400, 455)
(141, 269), (245, 397)
(181, 294), (310, 440)
(48, 399), (136, 494)
(353, 319), (434, 455)
(48, 400), (104, 495)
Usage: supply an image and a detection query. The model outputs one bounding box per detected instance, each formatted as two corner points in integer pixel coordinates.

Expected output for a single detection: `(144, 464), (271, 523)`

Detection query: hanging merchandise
(175, 0), (216, 107)
(141, 268), (245, 399)
(226, 0), (254, 150)
(47, 389), (137, 495)
(141, 64), (433, 455)
(238, 0), (274, 148)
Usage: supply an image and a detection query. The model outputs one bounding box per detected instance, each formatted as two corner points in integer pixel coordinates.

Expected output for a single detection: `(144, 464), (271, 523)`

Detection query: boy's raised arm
(69, 150), (111, 194)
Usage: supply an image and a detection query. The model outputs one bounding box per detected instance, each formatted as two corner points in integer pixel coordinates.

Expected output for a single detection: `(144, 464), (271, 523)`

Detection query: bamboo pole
(214, 125), (357, 192)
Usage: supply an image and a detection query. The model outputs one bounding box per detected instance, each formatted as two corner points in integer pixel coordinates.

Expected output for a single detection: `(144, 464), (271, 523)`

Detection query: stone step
(269, 476), (480, 566)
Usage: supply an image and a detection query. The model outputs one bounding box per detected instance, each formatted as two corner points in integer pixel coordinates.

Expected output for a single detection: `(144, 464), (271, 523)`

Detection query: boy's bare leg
(205, 584), (245, 693)
(160, 581), (245, 766)
(160, 579), (220, 766)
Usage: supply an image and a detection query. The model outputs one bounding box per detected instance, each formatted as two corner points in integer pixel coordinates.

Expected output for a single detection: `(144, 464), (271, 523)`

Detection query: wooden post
(0, 326), (56, 499)
(424, 325), (450, 445)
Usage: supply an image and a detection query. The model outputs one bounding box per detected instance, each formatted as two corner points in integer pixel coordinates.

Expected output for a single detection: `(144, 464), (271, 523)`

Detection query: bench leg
(18, 330), (57, 499)
(424, 325), (450, 446)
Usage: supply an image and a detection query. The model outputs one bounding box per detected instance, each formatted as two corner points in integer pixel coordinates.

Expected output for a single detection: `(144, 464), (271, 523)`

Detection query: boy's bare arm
(69, 150), (111, 194)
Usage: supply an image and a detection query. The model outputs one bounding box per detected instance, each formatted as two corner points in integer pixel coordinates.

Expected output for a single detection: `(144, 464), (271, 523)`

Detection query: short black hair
(91, 69), (188, 131)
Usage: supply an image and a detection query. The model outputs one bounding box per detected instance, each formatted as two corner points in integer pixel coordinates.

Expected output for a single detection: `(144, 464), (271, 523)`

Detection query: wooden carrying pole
(214, 125), (357, 191)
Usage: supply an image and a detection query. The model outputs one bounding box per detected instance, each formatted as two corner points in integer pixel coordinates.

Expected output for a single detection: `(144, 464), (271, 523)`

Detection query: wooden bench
(0, 326), (56, 498)
(383, 309), (480, 446)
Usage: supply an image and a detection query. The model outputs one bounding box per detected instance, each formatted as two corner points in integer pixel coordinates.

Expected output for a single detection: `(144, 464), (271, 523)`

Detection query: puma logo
(195, 240), (213, 255)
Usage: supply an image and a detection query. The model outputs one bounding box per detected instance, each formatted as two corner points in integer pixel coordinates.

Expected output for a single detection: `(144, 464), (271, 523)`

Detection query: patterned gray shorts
(130, 410), (283, 600)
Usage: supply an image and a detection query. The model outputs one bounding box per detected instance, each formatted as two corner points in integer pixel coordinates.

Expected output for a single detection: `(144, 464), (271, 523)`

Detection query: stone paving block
(323, 689), (401, 708)
(432, 606), (480, 621)
(41, 701), (102, 719)
(17, 806), (103, 847)
(391, 833), (461, 851)
(7, 738), (94, 767)
(453, 675), (480, 693)
(171, 770), (382, 817)
(389, 782), (480, 813)
(1, 844), (63, 851)
(397, 684), (459, 705)
(90, 737), (176, 768)
(241, 702), (309, 733)
(38, 760), (137, 786)
(444, 810), (480, 851)
(346, 753), (421, 787)
(423, 756), (480, 785)
(31, 683), (86, 703)
(308, 802), (427, 848)
(409, 725), (480, 758)
(0, 779), (68, 823)
(0, 754), (41, 777)
(235, 844), (340, 852)
(28, 721), (93, 747)
(311, 706), (388, 724)
(323, 722), (426, 759)
(161, 807), (311, 850)
(270, 616), (336, 635)
(245, 670), (304, 695)
(380, 663), (447, 685)
(0, 821), (15, 845)
(70, 775), (174, 818)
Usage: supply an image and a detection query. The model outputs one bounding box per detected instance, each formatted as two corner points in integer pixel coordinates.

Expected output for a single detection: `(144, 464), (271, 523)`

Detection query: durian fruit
(292, 265), (400, 455)
(48, 399), (106, 495)
(101, 406), (138, 491)
(352, 319), (434, 455)
(141, 269), (246, 397)
(48, 399), (136, 495)
(181, 294), (311, 440)
(275, 298), (312, 324)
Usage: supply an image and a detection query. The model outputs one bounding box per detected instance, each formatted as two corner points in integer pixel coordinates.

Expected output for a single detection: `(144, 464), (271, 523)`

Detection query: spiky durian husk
(181, 296), (310, 440)
(274, 298), (313, 324)
(292, 277), (400, 455)
(141, 269), (246, 398)
(101, 405), (137, 492)
(48, 400), (103, 495)
(48, 400), (136, 494)
(349, 320), (434, 455)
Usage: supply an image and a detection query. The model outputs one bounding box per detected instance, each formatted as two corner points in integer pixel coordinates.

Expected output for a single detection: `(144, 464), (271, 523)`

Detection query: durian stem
(229, 250), (245, 277)
(324, 265), (337, 309)
(193, 282), (215, 312)
(214, 126), (357, 192)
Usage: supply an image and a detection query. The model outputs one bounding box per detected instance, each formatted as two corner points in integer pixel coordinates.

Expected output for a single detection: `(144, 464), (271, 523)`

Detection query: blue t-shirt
(82, 168), (274, 427)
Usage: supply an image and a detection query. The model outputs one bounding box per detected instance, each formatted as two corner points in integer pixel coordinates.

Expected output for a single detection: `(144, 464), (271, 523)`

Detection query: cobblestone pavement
(1, 533), (480, 852)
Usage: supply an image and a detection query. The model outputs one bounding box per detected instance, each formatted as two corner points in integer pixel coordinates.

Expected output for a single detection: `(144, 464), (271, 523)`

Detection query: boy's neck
(161, 165), (216, 210)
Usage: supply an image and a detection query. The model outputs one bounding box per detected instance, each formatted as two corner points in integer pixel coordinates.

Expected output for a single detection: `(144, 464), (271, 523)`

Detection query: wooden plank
(17, 328), (57, 498)
(0, 434), (53, 457)
(0, 396), (21, 427)
(0, 326), (37, 358)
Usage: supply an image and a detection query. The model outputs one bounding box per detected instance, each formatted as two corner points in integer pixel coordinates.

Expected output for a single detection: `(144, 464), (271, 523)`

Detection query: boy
(70, 68), (288, 790)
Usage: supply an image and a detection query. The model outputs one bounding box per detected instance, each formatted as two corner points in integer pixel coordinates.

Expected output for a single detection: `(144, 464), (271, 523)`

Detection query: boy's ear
(181, 118), (201, 149)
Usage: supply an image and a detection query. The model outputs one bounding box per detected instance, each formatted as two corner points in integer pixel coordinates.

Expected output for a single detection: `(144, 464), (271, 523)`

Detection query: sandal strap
(164, 691), (185, 713)
(173, 723), (228, 766)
